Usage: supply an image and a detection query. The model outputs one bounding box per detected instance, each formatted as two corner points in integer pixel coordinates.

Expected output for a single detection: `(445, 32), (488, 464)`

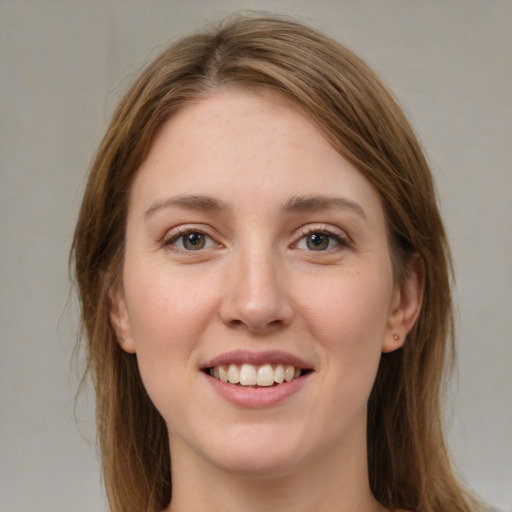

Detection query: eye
(164, 230), (217, 251)
(294, 228), (349, 252)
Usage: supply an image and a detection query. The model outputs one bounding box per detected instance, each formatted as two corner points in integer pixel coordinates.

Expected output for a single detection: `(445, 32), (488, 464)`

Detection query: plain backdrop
(1, 1), (511, 511)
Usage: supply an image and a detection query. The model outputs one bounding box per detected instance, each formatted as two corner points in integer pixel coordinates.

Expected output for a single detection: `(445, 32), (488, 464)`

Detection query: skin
(110, 90), (421, 512)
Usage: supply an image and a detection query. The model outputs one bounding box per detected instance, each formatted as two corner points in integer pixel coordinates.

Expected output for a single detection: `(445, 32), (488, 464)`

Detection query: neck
(165, 430), (383, 512)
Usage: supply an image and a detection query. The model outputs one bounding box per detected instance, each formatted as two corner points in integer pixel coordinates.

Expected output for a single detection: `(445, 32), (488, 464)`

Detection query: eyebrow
(283, 195), (368, 222)
(144, 195), (230, 217)
(144, 194), (368, 222)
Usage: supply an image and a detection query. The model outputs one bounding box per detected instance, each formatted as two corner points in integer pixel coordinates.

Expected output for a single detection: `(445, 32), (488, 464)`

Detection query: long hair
(72, 13), (480, 512)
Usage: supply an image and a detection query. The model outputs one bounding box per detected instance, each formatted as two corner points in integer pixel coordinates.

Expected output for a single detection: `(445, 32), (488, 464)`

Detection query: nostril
(224, 317), (285, 333)
(227, 319), (244, 328)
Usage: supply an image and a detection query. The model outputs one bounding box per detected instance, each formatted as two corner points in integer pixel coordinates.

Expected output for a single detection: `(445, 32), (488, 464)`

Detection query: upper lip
(201, 350), (313, 370)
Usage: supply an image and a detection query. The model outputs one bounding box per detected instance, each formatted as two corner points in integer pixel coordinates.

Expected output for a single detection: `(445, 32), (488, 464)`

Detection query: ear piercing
(119, 335), (126, 343)
(393, 334), (400, 340)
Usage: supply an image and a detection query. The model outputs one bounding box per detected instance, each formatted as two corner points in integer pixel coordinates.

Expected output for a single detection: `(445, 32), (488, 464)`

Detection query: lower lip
(204, 372), (312, 408)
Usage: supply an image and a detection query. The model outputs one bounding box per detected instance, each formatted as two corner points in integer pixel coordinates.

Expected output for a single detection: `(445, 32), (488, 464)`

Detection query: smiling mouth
(206, 363), (311, 387)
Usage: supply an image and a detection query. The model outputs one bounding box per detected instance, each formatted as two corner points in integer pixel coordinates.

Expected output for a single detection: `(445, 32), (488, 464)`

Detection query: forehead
(129, 89), (385, 228)
(144, 90), (328, 173)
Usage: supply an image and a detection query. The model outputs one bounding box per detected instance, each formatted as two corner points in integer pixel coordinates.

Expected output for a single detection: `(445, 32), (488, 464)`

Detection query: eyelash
(162, 225), (219, 252)
(161, 224), (351, 253)
(292, 225), (351, 252)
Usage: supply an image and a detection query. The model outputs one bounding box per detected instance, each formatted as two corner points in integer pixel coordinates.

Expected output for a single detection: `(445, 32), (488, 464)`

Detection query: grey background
(1, 1), (510, 511)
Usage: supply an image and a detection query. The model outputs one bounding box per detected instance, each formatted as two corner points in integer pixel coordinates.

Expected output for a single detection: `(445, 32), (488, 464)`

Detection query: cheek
(121, 266), (221, 423)
(300, 264), (393, 386)
(303, 265), (392, 341)
(123, 261), (219, 367)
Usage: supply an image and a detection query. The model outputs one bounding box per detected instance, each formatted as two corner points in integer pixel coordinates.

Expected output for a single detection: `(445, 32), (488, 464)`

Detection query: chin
(193, 422), (310, 478)
(214, 449), (305, 479)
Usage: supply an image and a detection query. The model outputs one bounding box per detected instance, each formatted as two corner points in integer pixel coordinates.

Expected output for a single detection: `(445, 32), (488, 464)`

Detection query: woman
(72, 13), (483, 512)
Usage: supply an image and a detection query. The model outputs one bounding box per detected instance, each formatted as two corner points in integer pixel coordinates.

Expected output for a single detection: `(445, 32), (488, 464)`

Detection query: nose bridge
(219, 237), (292, 332)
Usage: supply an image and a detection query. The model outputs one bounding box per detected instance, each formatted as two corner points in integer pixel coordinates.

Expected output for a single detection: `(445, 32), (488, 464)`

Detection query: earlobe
(382, 254), (425, 353)
(108, 285), (136, 354)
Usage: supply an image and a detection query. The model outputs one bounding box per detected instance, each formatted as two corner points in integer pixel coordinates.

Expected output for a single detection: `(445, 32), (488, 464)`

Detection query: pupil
(184, 232), (205, 250)
(307, 233), (329, 250)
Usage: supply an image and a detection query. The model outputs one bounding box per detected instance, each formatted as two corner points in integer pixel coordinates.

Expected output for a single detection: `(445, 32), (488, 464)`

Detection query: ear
(382, 254), (425, 353)
(109, 283), (136, 354)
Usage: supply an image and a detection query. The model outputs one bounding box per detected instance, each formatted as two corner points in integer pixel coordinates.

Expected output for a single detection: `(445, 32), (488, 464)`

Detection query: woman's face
(111, 90), (420, 478)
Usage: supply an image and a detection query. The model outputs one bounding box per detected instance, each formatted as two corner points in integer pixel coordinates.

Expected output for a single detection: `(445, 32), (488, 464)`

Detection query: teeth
(256, 364), (274, 387)
(274, 364), (285, 383)
(210, 363), (304, 386)
(284, 365), (295, 382)
(219, 366), (228, 383)
(227, 364), (240, 384)
(239, 364), (257, 385)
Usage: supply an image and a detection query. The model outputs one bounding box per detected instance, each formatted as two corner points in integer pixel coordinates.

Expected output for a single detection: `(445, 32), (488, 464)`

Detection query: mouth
(201, 350), (314, 388)
(205, 363), (311, 387)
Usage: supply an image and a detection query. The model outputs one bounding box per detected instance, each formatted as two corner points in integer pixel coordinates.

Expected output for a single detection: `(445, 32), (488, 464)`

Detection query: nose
(219, 246), (294, 335)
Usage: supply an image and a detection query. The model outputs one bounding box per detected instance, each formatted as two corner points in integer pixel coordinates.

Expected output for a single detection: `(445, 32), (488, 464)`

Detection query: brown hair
(72, 13), (481, 512)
